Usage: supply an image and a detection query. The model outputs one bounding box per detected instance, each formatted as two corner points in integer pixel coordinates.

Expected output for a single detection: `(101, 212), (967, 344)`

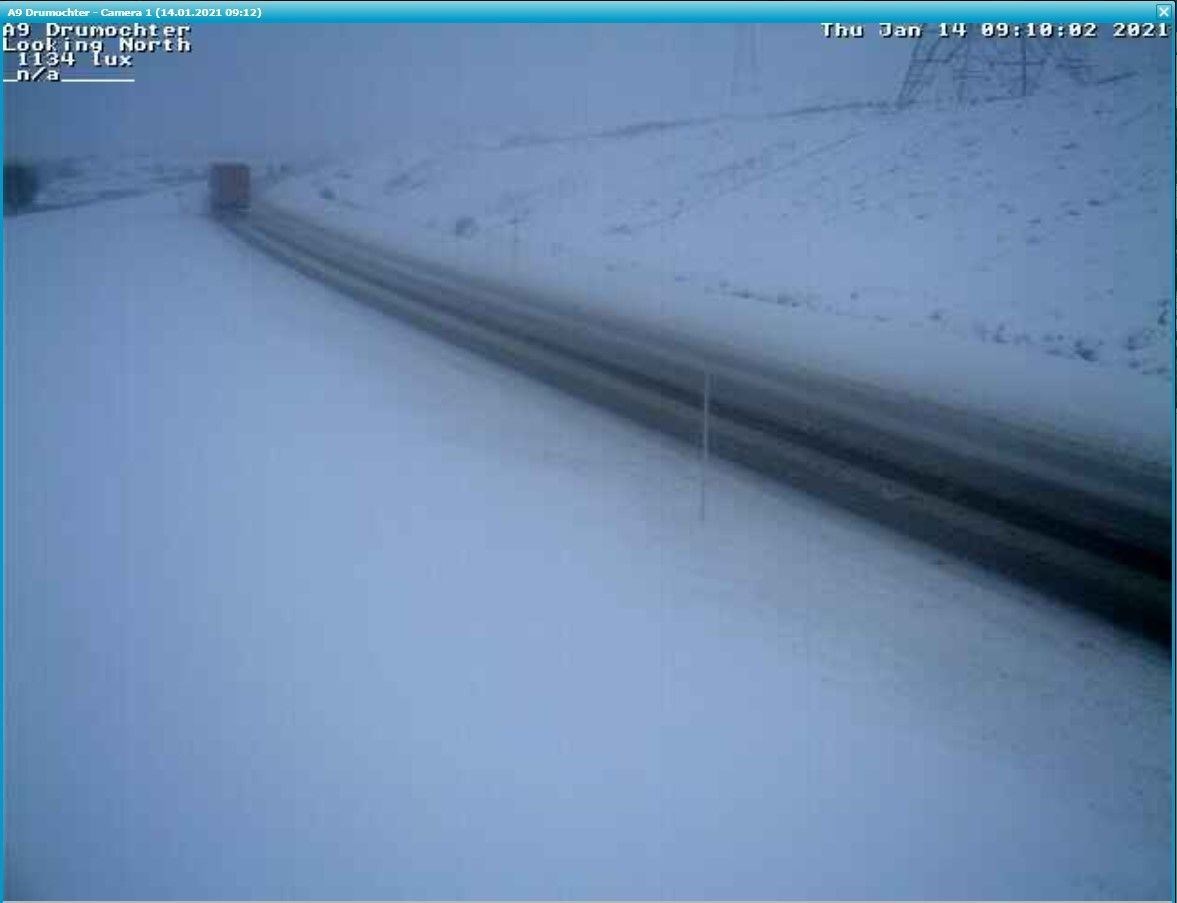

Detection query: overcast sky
(7, 22), (1163, 163)
(5, 24), (915, 160)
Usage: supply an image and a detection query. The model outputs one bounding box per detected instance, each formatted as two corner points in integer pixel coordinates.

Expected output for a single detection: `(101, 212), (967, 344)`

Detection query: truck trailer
(209, 162), (250, 214)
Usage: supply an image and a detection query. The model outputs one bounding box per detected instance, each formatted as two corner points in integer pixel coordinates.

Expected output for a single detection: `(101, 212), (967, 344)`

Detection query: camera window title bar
(2, 2), (1173, 24)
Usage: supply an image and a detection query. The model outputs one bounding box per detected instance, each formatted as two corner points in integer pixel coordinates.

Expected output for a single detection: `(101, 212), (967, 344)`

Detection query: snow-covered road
(4, 192), (1170, 899)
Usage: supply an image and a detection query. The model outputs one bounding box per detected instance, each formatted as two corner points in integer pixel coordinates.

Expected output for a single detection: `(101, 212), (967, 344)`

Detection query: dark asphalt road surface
(225, 203), (1172, 642)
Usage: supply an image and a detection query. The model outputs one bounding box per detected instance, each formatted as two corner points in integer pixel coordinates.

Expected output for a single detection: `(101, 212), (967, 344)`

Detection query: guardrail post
(700, 369), (711, 522)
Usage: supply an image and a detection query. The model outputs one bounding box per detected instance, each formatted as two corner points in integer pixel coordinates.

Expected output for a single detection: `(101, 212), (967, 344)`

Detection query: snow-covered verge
(267, 53), (1172, 468)
(20, 154), (207, 211)
(4, 191), (1170, 899)
(20, 154), (312, 213)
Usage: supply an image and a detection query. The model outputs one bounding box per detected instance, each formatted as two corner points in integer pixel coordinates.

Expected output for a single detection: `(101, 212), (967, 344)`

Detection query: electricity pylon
(730, 24), (761, 102)
(896, 28), (1092, 108)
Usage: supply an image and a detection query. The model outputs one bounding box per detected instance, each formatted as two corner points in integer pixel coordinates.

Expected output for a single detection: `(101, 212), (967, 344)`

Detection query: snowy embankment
(29, 154), (208, 211)
(4, 190), (1169, 898)
(268, 65), (1172, 468)
(28, 153), (310, 213)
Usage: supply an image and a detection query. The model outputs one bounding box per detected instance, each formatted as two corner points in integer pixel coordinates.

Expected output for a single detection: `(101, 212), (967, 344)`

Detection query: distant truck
(4, 161), (39, 214)
(208, 162), (250, 214)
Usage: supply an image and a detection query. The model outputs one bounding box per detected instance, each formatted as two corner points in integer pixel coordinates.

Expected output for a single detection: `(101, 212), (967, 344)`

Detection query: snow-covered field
(266, 45), (1172, 468)
(4, 187), (1170, 898)
(25, 154), (207, 211)
(23, 154), (310, 213)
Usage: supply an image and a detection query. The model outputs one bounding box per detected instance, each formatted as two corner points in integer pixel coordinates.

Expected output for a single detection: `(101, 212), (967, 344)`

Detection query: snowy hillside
(276, 60), (1170, 377)
(25, 154), (207, 211)
(267, 52), (1171, 466)
(23, 154), (313, 213)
